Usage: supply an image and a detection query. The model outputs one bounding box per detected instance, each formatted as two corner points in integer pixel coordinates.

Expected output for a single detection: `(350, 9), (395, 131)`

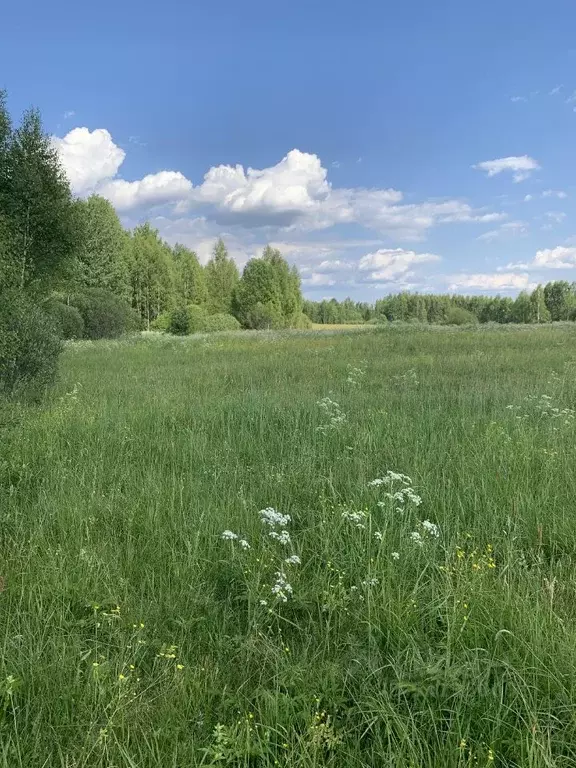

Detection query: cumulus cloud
(52, 127), (125, 195)
(506, 246), (576, 271)
(447, 272), (532, 291)
(473, 155), (540, 182)
(98, 172), (193, 211)
(54, 127), (505, 239)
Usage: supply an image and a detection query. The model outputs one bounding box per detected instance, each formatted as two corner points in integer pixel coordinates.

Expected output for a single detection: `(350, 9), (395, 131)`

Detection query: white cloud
(473, 155), (540, 182)
(511, 96), (527, 103)
(52, 127), (125, 195)
(542, 189), (567, 199)
(358, 248), (440, 282)
(544, 211), (566, 224)
(447, 272), (532, 291)
(98, 172), (193, 211)
(549, 85), (563, 96)
(507, 246), (576, 271)
(477, 220), (528, 242)
(63, 110), (75, 119)
(524, 194), (533, 202)
(54, 127), (505, 240)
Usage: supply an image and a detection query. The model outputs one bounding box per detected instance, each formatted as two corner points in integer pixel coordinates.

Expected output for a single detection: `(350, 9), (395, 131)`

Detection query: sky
(3, 0), (576, 301)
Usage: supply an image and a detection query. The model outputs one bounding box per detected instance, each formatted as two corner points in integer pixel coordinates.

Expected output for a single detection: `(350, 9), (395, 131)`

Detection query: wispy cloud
(63, 110), (75, 119)
(473, 155), (540, 183)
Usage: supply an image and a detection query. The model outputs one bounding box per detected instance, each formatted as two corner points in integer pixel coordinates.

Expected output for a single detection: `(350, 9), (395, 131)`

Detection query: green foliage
(201, 313), (241, 332)
(72, 195), (131, 299)
(70, 288), (137, 339)
(187, 304), (209, 333)
(205, 238), (239, 314)
(0, 289), (61, 400)
(149, 312), (171, 331)
(234, 246), (304, 329)
(173, 244), (207, 306)
(0, 94), (81, 293)
(130, 224), (175, 328)
(45, 299), (84, 340)
(167, 306), (190, 335)
(444, 306), (478, 325)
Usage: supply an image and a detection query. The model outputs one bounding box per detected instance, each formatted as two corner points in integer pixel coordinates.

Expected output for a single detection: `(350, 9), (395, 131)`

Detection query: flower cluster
(410, 519), (440, 545)
(316, 397), (347, 434)
(369, 471), (422, 511)
(259, 507), (291, 545)
(346, 362), (367, 387)
(221, 530), (251, 549)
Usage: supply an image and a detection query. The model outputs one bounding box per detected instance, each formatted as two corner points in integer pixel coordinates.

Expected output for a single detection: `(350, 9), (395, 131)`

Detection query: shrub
(0, 290), (62, 401)
(202, 313), (241, 333)
(187, 304), (209, 333)
(240, 302), (284, 330)
(290, 312), (313, 329)
(368, 314), (388, 325)
(445, 306), (479, 326)
(150, 312), (171, 332)
(45, 300), (84, 340)
(167, 307), (190, 335)
(70, 288), (137, 339)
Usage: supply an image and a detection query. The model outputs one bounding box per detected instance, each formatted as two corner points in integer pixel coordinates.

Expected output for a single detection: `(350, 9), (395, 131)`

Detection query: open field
(3, 325), (576, 766)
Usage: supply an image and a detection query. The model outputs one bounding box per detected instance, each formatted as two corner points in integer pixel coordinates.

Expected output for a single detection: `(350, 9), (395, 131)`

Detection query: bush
(45, 300), (84, 340)
(167, 307), (190, 336)
(202, 313), (241, 333)
(368, 314), (388, 325)
(70, 289), (137, 339)
(0, 290), (62, 401)
(150, 312), (171, 332)
(288, 312), (312, 329)
(241, 302), (284, 330)
(445, 306), (479, 326)
(187, 304), (209, 333)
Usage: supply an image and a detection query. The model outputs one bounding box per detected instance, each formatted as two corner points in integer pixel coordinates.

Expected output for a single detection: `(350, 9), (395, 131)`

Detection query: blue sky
(3, 0), (576, 299)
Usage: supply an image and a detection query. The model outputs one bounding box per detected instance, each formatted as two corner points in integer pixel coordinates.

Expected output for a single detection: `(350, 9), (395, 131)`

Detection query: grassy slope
(2, 326), (576, 767)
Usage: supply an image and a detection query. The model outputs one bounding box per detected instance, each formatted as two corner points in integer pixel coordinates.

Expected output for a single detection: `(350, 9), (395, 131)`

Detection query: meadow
(2, 324), (576, 767)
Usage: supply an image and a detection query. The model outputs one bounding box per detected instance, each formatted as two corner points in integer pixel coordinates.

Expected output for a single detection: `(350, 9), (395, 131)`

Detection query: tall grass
(2, 325), (576, 766)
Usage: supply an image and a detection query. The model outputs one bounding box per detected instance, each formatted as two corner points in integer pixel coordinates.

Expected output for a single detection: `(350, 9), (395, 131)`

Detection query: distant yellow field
(311, 322), (369, 330)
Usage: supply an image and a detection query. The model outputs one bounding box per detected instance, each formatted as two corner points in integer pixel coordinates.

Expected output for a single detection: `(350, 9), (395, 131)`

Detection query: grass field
(3, 325), (576, 767)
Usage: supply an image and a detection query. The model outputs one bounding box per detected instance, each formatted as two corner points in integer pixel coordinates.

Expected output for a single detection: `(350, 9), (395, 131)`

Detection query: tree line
(0, 93), (309, 397)
(305, 283), (576, 326)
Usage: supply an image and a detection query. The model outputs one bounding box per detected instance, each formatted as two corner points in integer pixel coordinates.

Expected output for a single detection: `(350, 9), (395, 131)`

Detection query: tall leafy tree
(233, 257), (283, 328)
(544, 281), (575, 321)
(530, 285), (550, 323)
(72, 195), (131, 300)
(172, 244), (207, 305)
(261, 245), (303, 322)
(130, 224), (175, 328)
(0, 96), (80, 293)
(205, 238), (239, 314)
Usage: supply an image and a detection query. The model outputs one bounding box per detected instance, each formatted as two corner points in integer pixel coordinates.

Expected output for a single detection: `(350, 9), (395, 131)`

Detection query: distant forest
(304, 284), (573, 326)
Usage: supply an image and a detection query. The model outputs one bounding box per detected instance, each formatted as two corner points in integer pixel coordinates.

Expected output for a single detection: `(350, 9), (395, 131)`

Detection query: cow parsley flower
(285, 554), (301, 565)
(239, 539), (251, 550)
(374, 531), (383, 541)
(410, 531), (424, 546)
(391, 551), (400, 560)
(259, 508), (291, 528)
(269, 529), (291, 545)
(221, 530), (238, 540)
(421, 520), (439, 537)
(271, 571), (293, 602)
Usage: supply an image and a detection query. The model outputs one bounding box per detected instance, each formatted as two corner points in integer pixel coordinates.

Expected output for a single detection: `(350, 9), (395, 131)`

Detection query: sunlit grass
(2, 325), (576, 766)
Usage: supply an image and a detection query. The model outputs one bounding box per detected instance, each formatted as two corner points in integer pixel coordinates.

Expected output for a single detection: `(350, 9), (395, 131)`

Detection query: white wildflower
(421, 520), (439, 537)
(410, 531), (424, 546)
(269, 530), (291, 545)
(374, 531), (383, 541)
(271, 571), (293, 602)
(391, 551), (400, 560)
(239, 539), (251, 550)
(259, 599), (268, 607)
(284, 554), (301, 565)
(221, 530), (238, 541)
(259, 507), (291, 528)
(362, 577), (379, 588)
